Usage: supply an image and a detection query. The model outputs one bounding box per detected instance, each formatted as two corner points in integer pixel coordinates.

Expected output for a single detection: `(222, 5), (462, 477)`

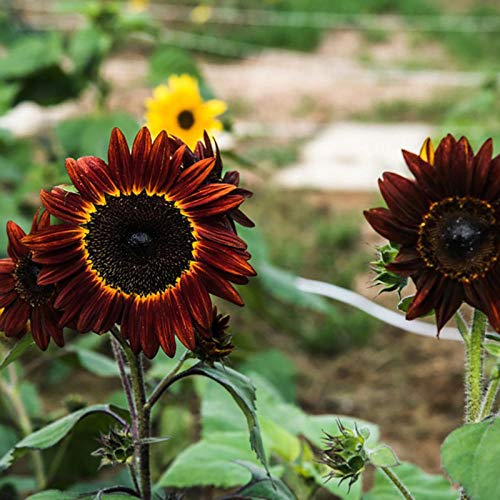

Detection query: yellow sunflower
(145, 74), (227, 151)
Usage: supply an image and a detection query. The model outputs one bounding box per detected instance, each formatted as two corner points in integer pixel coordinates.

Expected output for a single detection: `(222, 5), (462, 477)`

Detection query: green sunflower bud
(320, 421), (369, 489)
(371, 243), (407, 294)
(92, 426), (135, 469)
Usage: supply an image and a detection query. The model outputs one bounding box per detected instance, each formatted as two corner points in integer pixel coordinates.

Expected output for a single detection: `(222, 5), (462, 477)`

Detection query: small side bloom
(0, 211), (64, 350)
(145, 74), (227, 151)
(365, 134), (500, 332)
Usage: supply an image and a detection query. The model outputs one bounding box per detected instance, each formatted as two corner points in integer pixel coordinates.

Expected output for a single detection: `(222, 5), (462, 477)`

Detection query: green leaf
(28, 491), (76, 500)
(66, 347), (120, 377)
(441, 417), (500, 499)
(0, 82), (20, 114)
(0, 336), (35, 372)
(158, 432), (258, 488)
(0, 33), (63, 79)
(56, 113), (140, 160)
(232, 461), (296, 500)
(0, 404), (126, 472)
(397, 296), (413, 313)
(178, 362), (269, 474)
(367, 445), (400, 468)
(364, 462), (456, 500)
(0, 475), (36, 495)
(0, 424), (19, 456)
(485, 343), (500, 358)
(68, 27), (111, 74)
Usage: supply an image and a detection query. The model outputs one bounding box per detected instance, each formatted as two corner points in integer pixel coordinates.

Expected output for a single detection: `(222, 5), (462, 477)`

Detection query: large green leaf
(56, 113), (140, 159)
(0, 336), (35, 372)
(158, 432), (259, 488)
(364, 462), (456, 500)
(441, 417), (500, 499)
(0, 404), (126, 472)
(0, 33), (63, 79)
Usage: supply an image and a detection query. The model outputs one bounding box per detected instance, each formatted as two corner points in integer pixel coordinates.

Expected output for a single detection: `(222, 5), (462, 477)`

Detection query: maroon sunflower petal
(406, 271), (443, 321)
(6, 221), (27, 260)
(378, 172), (429, 226)
(435, 280), (464, 331)
(386, 247), (423, 277)
(108, 128), (133, 193)
(363, 208), (418, 246)
(40, 188), (92, 224)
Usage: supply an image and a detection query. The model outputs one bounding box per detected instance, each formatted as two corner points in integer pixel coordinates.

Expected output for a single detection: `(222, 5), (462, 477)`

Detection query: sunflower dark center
(14, 255), (54, 306)
(177, 110), (195, 130)
(83, 192), (195, 296)
(418, 197), (498, 282)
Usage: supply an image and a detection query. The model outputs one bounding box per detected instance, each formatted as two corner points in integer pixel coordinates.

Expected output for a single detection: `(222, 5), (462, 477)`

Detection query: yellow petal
(419, 137), (435, 165)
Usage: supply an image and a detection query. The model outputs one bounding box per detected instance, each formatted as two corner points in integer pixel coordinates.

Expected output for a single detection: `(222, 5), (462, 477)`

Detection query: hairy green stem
(145, 351), (191, 411)
(0, 366), (46, 489)
(465, 310), (486, 423)
(479, 375), (500, 420)
(110, 327), (151, 500)
(381, 466), (415, 500)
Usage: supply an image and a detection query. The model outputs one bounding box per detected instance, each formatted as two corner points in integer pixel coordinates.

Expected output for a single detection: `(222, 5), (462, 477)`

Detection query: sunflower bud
(370, 243), (407, 295)
(193, 307), (234, 363)
(92, 426), (134, 469)
(320, 421), (369, 488)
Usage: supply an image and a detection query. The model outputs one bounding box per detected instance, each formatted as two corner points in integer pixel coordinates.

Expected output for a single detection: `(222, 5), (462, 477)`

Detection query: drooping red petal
(435, 280), (464, 331)
(406, 271), (442, 321)
(30, 307), (50, 350)
(193, 262), (244, 306)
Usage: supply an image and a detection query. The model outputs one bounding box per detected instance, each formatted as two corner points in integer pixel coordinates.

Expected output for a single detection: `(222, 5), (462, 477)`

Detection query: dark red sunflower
(365, 134), (500, 332)
(0, 211), (64, 350)
(24, 127), (255, 358)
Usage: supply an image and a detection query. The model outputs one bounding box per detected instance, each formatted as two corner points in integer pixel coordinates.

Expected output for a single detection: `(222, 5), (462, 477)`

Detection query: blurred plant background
(0, 0), (499, 498)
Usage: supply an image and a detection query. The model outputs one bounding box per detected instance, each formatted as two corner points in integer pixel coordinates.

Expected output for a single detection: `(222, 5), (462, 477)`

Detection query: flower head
(365, 134), (500, 332)
(0, 211), (64, 350)
(24, 127), (255, 358)
(145, 74), (227, 151)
